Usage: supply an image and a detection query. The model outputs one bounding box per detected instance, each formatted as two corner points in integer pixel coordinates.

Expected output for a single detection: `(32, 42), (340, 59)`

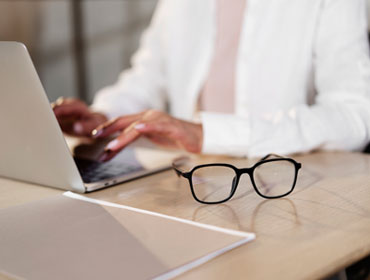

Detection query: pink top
(200, 0), (246, 113)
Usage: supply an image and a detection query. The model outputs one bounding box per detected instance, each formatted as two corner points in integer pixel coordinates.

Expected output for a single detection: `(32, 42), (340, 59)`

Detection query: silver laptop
(0, 42), (175, 193)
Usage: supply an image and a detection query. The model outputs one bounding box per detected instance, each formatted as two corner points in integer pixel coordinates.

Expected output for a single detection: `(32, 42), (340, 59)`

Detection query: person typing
(53, 0), (370, 160)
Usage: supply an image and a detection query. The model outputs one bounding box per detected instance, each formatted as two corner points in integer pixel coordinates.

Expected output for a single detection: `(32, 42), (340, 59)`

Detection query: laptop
(0, 42), (179, 193)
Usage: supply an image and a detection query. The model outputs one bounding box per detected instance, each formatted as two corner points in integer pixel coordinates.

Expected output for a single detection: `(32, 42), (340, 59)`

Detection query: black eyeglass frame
(173, 154), (302, 204)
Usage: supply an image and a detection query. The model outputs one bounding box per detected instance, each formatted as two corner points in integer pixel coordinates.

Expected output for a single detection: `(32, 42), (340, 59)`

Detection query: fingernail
(99, 151), (110, 162)
(56, 97), (64, 106)
(134, 123), (146, 130)
(106, 139), (119, 150)
(73, 122), (83, 134)
(91, 129), (102, 138)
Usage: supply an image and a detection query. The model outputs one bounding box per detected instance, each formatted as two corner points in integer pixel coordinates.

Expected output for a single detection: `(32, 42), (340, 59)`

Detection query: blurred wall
(0, 0), (157, 103)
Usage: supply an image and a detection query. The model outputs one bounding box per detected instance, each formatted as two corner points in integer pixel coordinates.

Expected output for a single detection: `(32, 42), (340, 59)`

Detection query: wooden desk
(1, 151), (370, 280)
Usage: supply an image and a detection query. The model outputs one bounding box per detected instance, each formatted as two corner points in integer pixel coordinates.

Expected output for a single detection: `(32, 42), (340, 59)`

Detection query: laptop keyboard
(74, 158), (143, 183)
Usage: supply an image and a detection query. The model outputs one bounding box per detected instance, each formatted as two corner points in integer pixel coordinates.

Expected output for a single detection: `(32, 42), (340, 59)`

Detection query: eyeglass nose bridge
(238, 167), (253, 177)
(228, 168), (253, 194)
(228, 167), (250, 197)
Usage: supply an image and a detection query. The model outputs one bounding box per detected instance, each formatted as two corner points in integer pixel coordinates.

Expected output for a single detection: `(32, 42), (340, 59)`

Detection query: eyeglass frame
(172, 154), (302, 204)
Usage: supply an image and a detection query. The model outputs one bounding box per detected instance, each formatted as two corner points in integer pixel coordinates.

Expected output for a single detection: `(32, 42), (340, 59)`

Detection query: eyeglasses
(173, 154), (302, 204)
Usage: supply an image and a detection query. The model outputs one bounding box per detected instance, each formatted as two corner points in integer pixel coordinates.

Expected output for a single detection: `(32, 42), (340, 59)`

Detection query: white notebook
(0, 192), (255, 280)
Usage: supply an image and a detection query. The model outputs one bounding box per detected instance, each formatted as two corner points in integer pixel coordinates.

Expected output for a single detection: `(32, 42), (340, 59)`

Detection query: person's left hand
(92, 110), (203, 161)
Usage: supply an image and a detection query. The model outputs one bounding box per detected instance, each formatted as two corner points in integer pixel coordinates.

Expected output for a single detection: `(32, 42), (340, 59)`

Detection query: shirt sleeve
(90, 0), (169, 119)
(201, 0), (370, 157)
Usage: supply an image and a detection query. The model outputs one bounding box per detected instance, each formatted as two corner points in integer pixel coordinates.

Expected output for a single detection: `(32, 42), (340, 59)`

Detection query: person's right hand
(52, 97), (107, 137)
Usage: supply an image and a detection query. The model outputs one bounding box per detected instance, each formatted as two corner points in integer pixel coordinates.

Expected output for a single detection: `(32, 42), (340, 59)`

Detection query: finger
(135, 121), (202, 153)
(134, 122), (180, 138)
(53, 98), (89, 118)
(53, 104), (87, 118)
(58, 118), (77, 135)
(134, 122), (185, 150)
(103, 124), (141, 153)
(98, 149), (120, 162)
(50, 96), (65, 108)
(92, 112), (143, 138)
(73, 117), (102, 136)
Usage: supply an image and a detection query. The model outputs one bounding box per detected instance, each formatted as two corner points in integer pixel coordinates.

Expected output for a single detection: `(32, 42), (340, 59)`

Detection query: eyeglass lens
(191, 166), (236, 203)
(253, 160), (296, 197)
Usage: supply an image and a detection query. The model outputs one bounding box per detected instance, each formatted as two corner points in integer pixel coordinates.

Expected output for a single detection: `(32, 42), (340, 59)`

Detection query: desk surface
(1, 151), (370, 280)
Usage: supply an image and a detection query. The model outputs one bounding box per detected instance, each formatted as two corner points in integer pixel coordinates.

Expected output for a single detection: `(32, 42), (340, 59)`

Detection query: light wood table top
(1, 151), (370, 280)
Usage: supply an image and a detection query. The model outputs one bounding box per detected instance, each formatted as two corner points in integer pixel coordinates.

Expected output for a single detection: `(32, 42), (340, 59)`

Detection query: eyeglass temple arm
(172, 156), (191, 178)
(259, 153), (284, 161)
(172, 165), (183, 177)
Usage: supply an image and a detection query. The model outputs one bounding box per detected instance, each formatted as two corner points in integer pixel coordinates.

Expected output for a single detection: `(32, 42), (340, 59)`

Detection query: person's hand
(92, 110), (203, 161)
(52, 97), (107, 137)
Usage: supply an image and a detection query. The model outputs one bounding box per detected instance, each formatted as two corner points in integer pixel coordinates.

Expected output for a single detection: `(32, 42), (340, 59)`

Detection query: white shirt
(92, 0), (370, 157)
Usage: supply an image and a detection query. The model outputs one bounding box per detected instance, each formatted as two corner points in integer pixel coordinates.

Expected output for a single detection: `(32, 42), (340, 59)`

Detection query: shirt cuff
(200, 112), (251, 157)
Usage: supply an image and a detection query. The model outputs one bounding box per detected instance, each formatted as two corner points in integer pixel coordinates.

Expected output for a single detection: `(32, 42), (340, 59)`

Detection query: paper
(0, 193), (255, 280)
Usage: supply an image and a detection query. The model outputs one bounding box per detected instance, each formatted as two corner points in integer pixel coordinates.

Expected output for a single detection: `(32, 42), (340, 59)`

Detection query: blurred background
(0, 0), (157, 104)
(0, 0), (369, 105)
